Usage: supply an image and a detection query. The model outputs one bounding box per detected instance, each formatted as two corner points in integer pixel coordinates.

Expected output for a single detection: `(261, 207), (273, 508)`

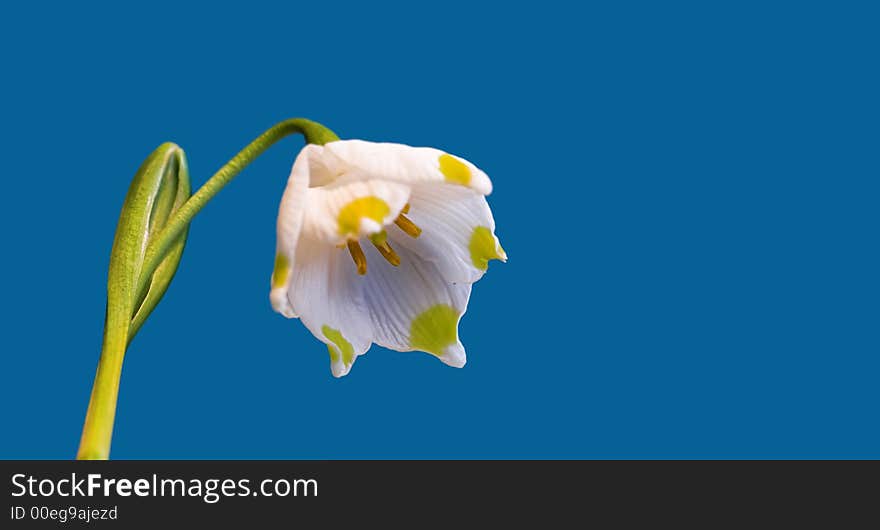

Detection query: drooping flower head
(270, 140), (505, 376)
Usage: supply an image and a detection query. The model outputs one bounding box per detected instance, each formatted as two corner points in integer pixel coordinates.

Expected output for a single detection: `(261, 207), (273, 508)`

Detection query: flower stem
(138, 118), (338, 297)
(76, 325), (127, 460)
(76, 118), (338, 460)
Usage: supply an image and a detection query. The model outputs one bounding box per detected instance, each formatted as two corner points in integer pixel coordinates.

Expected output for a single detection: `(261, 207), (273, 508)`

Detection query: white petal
(321, 139), (493, 195)
(390, 183), (506, 285)
(270, 146), (314, 318)
(360, 242), (472, 368)
(300, 143), (339, 187)
(301, 179), (411, 245)
(284, 237), (374, 377)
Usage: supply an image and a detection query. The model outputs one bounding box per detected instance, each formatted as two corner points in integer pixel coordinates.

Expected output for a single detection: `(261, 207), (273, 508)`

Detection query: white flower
(269, 140), (506, 377)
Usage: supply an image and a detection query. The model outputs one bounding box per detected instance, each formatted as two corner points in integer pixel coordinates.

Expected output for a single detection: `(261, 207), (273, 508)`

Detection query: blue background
(1, 2), (876, 458)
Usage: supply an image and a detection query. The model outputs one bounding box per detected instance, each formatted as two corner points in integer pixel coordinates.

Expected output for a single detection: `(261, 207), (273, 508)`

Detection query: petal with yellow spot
(438, 154), (471, 186)
(338, 196), (390, 237)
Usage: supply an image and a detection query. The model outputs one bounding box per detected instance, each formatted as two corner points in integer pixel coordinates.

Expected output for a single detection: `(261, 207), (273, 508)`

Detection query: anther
(369, 231), (401, 267)
(347, 240), (367, 275)
(374, 242), (400, 267)
(394, 213), (421, 238)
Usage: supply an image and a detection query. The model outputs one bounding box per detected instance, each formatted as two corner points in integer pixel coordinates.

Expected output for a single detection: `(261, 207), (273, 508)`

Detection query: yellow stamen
(369, 230), (388, 247)
(395, 213), (422, 238)
(347, 240), (367, 275)
(401, 203), (410, 214)
(372, 238), (401, 267)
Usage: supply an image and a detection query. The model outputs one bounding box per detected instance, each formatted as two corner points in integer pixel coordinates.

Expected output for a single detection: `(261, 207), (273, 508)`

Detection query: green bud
(106, 142), (191, 345)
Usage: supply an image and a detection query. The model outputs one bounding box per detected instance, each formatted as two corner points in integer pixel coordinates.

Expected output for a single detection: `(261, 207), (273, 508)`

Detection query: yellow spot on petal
(439, 154), (471, 186)
(271, 253), (290, 288)
(469, 226), (504, 271)
(410, 304), (459, 357)
(338, 196), (390, 236)
(322, 325), (354, 366)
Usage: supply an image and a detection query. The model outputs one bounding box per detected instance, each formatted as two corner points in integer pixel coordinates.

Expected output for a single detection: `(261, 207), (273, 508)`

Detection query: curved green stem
(139, 118), (337, 297)
(77, 118), (337, 460)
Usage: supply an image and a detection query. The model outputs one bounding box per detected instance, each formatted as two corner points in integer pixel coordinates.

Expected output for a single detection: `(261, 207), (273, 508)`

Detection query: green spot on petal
(469, 226), (502, 271)
(410, 304), (459, 357)
(322, 325), (354, 366)
(327, 344), (340, 363)
(438, 154), (471, 186)
(272, 253), (290, 288)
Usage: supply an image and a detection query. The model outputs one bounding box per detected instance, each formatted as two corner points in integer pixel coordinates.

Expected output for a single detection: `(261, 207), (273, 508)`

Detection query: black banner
(2, 461), (877, 526)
